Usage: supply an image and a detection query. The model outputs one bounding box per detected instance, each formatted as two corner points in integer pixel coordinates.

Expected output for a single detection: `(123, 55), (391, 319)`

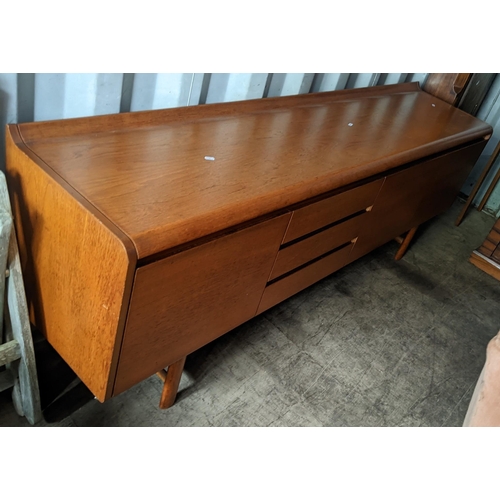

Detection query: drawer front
(282, 178), (384, 244)
(269, 212), (366, 280)
(257, 242), (354, 314)
(114, 213), (291, 396)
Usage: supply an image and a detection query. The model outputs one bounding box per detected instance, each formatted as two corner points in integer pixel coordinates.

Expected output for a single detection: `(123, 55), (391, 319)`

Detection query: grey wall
(1, 72), (499, 215)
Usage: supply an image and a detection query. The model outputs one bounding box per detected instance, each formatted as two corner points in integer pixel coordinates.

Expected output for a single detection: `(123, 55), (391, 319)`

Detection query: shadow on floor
(32, 330), (93, 423)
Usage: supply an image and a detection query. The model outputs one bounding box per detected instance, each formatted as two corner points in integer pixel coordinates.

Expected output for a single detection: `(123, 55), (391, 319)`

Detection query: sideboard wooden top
(11, 82), (492, 259)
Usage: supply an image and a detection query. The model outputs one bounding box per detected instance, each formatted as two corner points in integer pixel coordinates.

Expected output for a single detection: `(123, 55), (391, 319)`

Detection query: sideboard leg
(156, 356), (186, 409)
(395, 226), (418, 261)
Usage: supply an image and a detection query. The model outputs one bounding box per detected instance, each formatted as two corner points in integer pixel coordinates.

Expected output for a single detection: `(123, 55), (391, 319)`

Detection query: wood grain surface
(16, 83), (492, 259)
(5, 126), (136, 401)
(470, 251), (500, 282)
(270, 212), (366, 280)
(423, 73), (471, 105)
(282, 178), (383, 244)
(113, 214), (291, 396)
(478, 218), (500, 258)
(257, 243), (354, 314)
(157, 357), (186, 409)
(348, 140), (488, 263)
(6, 82), (493, 407)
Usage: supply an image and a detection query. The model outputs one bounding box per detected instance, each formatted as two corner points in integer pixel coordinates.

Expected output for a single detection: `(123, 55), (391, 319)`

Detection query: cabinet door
(348, 140), (487, 263)
(113, 213), (290, 395)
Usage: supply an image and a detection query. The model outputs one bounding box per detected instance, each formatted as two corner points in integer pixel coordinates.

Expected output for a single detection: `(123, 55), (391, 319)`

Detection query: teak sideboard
(5, 82), (492, 408)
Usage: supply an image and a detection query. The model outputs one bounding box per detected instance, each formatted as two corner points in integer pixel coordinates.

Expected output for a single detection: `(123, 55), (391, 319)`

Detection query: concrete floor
(1, 200), (500, 427)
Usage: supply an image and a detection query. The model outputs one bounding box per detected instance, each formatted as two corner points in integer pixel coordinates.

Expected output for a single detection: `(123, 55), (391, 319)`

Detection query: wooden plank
(257, 243), (353, 315)
(5, 127), (136, 402)
(492, 246), (500, 263)
(16, 84), (491, 259)
(282, 179), (383, 244)
(470, 250), (500, 282)
(0, 206), (12, 342)
(478, 239), (497, 257)
(3, 266), (41, 424)
(113, 213), (291, 396)
(0, 340), (21, 367)
(270, 212), (366, 280)
(490, 221), (500, 244)
(0, 370), (15, 392)
(0, 200), (12, 341)
(472, 218), (500, 258)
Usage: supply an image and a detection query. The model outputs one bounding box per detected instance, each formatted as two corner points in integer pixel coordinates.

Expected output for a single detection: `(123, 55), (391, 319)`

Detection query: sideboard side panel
(114, 213), (291, 396)
(5, 126), (134, 401)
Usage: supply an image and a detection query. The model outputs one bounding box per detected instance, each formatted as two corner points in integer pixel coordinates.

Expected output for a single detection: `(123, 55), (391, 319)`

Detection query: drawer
(257, 242), (354, 314)
(269, 211), (366, 280)
(282, 178), (384, 244)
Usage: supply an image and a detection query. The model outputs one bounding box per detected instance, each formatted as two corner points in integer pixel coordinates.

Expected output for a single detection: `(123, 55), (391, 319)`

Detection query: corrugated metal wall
(1, 72), (500, 216)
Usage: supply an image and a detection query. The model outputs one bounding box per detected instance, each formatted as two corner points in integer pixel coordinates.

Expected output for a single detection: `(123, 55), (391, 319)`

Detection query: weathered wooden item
(0, 171), (42, 424)
(470, 217), (500, 282)
(5, 82), (492, 409)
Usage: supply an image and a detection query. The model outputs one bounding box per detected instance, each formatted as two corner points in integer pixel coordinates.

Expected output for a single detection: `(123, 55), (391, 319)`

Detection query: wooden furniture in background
(470, 217), (500, 281)
(423, 73), (472, 106)
(5, 82), (492, 409)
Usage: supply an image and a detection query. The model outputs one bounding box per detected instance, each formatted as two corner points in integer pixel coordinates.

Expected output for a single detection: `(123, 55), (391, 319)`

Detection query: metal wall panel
(2, 72), (432, 125)
(205, 73), (269, 103)
(34, 73), (124, 121)
(130, 73), (206, 111)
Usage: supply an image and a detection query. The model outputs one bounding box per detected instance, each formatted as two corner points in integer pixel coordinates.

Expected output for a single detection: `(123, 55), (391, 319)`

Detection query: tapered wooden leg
(395, 226), (418, 261)
(156, 357), (186, 409)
